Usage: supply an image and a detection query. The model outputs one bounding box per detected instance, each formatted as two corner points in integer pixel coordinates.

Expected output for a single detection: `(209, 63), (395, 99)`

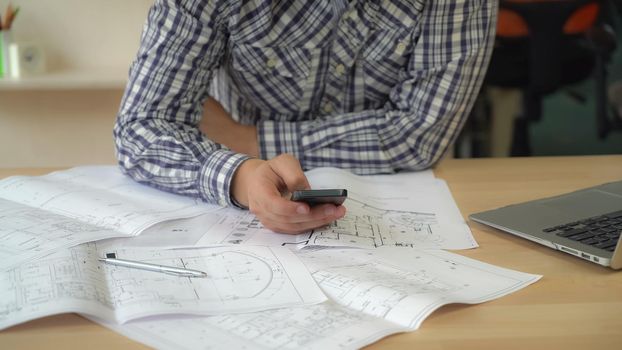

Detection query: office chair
(482, 0), (618, 156)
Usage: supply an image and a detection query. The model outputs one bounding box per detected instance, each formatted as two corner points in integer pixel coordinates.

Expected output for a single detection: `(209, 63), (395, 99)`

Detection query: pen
(99, 255), (208, 278)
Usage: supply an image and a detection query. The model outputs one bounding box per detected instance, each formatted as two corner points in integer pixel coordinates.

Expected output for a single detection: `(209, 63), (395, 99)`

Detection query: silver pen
(99, 254), (208, 278)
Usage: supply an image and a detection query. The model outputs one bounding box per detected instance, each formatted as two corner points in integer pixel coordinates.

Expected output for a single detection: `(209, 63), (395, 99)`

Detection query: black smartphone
(290, 189), (348, 206)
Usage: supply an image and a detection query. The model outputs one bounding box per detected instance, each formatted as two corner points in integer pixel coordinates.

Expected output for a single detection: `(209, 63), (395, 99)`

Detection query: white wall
(0, 0), (154, 168)
(10, 0), (153, 71)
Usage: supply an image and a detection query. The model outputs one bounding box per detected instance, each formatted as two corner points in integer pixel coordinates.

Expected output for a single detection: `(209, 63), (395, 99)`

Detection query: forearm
(114, 116), (250, 206)
(258, 110), (435, 174)
(115, 0), (248, 206)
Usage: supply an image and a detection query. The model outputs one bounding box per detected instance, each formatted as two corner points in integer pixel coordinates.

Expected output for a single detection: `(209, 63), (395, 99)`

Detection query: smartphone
(290, 189), (348, 206)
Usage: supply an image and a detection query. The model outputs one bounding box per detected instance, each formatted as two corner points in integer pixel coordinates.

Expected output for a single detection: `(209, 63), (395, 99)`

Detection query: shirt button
(266, 58), (278, 68)
(335, 64), (345, 76)
(323, 104), (333, 113)
(395, 42), (407, 55)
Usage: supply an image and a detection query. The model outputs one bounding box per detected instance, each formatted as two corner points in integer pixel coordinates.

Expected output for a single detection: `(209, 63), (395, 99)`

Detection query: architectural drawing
(0, 198), (125, 271)
(91, 248), (541, 350)
(94, 301), (406, 350)
(101, 208), (303, 250)
(302, 168), (478, 250)
(0, 166), (216, 236)
(96, 166), (476, 251)
(310, 257), (459, 319)
(105, 247), (294, 306)
(0, 166), (226, 271)
(298, 248), (541, 329)
(108, 198), (466, 252)
(194, 209), (305, 247)
(199, 209), (267, 245)
(0, 244), (325, 330)
(308, 198), (445, 249)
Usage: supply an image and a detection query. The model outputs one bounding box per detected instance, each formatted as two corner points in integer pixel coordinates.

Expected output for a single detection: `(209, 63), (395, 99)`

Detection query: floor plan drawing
(0, 166), (227, 272)
(100, 168), (477, 252)
(0, 199), (126, 271)
(310, 257), (460, 319)
(194, 209), (307, 247)
(298, 248), (541, 329)
(197, 210), (268, 245)
(105, 248), (292, 305)
(308, 198), (446, 249)
(101, 208), (303, 250)
(0, 166), (217, 236)
(0, 244), (325, 330)
(104, 196), (469, 253)
(92, 248), (542, 350)
(303, 168), (478, 250)
(93, 301), (406, 350)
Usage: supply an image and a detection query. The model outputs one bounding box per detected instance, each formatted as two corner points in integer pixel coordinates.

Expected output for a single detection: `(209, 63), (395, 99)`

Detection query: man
(114, 0), (497, 234)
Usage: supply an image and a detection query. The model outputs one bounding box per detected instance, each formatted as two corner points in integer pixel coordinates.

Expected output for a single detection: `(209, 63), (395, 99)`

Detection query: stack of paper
(90, 248), (540, 350)
(99, 167), (477, 251)
(0, 166), (542, 350)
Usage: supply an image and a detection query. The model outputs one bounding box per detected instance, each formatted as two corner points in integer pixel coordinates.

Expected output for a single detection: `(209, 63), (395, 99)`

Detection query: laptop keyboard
(542, 210), (622, 252)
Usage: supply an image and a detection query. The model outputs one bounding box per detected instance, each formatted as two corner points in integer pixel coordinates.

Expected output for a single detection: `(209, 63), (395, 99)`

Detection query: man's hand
(231, 154), (346, 234)
(200, 97), (259, 157)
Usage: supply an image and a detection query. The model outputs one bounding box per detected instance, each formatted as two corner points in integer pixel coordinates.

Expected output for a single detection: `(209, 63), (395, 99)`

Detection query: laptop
(470, 181), (622, 269)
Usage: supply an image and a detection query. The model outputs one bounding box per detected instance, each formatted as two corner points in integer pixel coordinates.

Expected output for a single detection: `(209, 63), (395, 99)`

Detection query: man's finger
(261, 204), (345, 225)
(269, 154), (311, 192)
(251, 181), (310, 217)
(257, 205), (346, 234)
(256, 192), (310, 217)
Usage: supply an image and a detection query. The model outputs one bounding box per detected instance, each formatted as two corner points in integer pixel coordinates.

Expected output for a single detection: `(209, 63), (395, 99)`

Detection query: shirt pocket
(360, 28), (413, 105)
(228, 44), (313, 114)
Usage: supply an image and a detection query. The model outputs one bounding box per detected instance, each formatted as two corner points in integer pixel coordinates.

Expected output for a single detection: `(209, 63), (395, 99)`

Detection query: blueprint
(91, 301), (407, 350)
(88, 248), (540, 350)
(0, 166), (223, 271)
(98, 208), (305, 251)
(101, 168), (477, 251)
(0, 165), (467, 271)
(307, 196), (473, 249)
(0, 244), (325, 331)
(0, 198), (126, 271)
(304, 168), (477, 250)
(298, 248), (541, 329)
(0, 166), (219, 236)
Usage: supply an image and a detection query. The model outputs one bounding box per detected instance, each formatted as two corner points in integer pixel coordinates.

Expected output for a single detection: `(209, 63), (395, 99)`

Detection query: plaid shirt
(114, 0), (497, 207)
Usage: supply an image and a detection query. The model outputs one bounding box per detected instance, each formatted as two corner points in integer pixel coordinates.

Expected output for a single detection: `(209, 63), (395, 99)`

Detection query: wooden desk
(1, 155), (621, 350)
